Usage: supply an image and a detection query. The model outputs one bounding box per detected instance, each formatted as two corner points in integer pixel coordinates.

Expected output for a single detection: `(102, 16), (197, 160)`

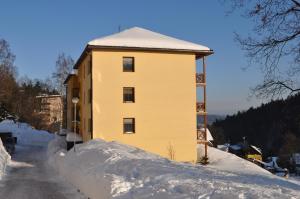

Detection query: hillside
(211, 93), (300, 159)
(198, 114), (225, 125)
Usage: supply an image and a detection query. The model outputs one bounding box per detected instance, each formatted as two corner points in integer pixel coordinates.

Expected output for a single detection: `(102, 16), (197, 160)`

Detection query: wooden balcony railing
(196, 102), (206, 113)
(197, 128), (206, 140)
(196, 73), (205, 84)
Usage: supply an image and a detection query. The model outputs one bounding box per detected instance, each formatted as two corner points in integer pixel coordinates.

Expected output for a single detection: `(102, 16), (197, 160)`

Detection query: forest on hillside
(210, 93), (300, 164)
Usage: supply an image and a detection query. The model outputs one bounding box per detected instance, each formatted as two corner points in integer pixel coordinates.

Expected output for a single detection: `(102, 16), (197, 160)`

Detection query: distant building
(291, 153), (300, 175)
(227, 143), (262, 162)
(35, 94), (63, 132)
(64, 27), (213, 162)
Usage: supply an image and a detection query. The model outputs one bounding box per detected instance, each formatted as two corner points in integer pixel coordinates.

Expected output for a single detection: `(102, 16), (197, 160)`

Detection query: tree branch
(291, 0), (300, 7)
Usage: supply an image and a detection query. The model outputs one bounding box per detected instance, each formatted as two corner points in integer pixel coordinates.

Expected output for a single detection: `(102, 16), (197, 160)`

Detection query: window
(123, 118), (135, 134)
(123, 87), (135, 103)
(123, 57), (134, 72)
(72, 88), (79, 98)
(88, 89), (92, 103)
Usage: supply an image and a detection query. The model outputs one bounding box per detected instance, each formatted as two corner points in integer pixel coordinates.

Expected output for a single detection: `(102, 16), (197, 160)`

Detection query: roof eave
(73, 45), (91, 69)
(63, 74), (76, 85)
(73, 45), (214, 69)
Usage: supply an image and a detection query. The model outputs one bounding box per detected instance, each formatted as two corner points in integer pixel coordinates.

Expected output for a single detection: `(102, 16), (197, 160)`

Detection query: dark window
(123, 57), (134, 72)
(123, 118), (135, 134)
(88, 89), (92, 103)
(73, 88), (79, 98)
(88, 118), (92, 132)
(123, 87), (135, 103)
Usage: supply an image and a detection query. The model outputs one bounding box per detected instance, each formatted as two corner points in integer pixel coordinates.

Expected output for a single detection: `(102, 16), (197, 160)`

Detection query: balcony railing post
(197, 128), (206, 140)
(196, 102), (205, 113)
(196, 73), (205, 84)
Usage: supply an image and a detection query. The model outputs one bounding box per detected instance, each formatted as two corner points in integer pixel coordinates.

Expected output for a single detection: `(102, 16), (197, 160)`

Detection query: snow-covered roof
(250, 145), (262, 154)
(88, 27), (212, 52)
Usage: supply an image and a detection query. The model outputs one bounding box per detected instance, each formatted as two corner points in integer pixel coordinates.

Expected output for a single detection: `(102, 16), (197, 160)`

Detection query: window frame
(123, 57), (135, 72)
(123, 118), (135, 134)
(123, 87), (135, 103)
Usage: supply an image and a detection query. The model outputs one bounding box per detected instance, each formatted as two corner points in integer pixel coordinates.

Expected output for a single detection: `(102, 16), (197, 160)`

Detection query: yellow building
(65, 27), (213, 162)
(64, 74), (80, 132)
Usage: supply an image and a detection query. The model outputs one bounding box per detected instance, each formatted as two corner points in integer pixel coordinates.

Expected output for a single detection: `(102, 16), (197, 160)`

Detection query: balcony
(197, 128), (209, 144)
(196, 73), (205, 85)
(196, 102), (206, 114)
(197, 128), (206, 140)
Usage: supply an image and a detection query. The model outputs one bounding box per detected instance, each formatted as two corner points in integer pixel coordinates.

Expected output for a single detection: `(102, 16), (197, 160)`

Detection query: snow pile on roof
(88, 27), (211, 52)
(0, 120), (54, 146)
(0, 139), (10, 180)
(48, 137), (300, 199)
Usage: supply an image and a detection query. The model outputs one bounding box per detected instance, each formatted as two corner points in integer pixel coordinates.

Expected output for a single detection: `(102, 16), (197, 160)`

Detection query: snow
(48, 137), (300, 199)
(229, 144), (242, 151)
(198, 144), (270, 175)
(0, 120), (86, 198)
(66, 132), (83, 142)
(88, 27), (211, 52)
(250, 145), (262, 154)
(199, 127), (214, 141)
(0, 138), (10, 180)
(0, 119), (54, 180)
(0, 120), (54, 146)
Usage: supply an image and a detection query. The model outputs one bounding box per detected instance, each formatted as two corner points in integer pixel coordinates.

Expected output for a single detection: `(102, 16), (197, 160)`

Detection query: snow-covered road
(0, 143), (87, 199)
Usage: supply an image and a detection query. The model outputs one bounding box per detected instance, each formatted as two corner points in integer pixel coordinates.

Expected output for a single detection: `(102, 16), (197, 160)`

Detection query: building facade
(35, 94), (63, 132)
(65, 27), (213, 162)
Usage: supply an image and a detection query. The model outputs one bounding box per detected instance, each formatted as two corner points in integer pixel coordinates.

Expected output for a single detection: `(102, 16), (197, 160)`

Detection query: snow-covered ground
(48, 137), (300, 199)
(0, 120), (54, 146)
(0, 120), (87, 198)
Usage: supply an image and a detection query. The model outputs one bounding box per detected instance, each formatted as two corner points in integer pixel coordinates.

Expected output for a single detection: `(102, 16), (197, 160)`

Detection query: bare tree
(225, 0), (300, 98)
(52, 53), (74, 131)
(0, 39), (18, 108)
(52, 53), (74, 96)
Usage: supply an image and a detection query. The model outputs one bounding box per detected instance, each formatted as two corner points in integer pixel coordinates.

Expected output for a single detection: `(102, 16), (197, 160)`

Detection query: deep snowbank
(0, 119), (53, 180)
(197, 144), (271, 175)
(48, 137), (300, 199)
(0, 139), (10, 180)
(0, 120), (54, 146)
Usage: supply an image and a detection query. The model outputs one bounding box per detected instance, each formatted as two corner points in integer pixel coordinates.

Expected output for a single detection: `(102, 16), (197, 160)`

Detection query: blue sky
(0, 0), (266, 115)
